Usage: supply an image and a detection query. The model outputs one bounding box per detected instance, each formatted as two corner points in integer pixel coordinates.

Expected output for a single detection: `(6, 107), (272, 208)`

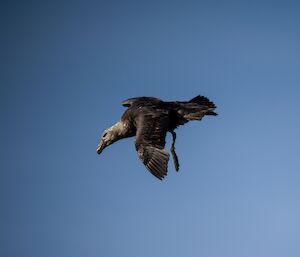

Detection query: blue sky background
(1, 1), (300, 257)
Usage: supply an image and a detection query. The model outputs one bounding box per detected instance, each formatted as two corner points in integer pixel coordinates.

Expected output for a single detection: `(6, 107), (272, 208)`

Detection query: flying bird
(96, 95), (217, 180)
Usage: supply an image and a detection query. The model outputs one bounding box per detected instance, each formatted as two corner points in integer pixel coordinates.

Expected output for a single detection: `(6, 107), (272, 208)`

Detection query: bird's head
(96, 127), (119, 154)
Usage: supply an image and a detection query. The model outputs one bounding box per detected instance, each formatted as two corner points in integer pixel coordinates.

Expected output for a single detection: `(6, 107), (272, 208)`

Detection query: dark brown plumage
(96, 95), (217, 180)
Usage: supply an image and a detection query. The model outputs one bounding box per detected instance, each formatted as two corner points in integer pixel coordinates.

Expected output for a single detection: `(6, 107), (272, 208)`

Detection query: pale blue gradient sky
(1, 1), (300, 257)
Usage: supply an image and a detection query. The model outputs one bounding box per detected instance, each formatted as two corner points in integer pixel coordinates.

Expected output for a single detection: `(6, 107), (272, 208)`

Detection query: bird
(96, 95), (217, 180)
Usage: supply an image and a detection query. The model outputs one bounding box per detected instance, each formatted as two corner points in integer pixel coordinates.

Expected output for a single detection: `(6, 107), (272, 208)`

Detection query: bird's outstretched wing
(122, 97), (162, 107)
(134, 107), (170, 180)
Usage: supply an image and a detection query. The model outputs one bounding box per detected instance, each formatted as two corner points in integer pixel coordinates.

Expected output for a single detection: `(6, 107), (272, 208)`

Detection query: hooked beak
(96, 140), (106, 154)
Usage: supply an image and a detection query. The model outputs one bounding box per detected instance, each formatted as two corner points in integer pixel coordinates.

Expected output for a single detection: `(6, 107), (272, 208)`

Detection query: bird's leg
(170, 131), (180, 171)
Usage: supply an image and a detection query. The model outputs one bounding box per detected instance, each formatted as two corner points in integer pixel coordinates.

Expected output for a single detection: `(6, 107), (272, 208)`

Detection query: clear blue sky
(1, 1), (300, 257)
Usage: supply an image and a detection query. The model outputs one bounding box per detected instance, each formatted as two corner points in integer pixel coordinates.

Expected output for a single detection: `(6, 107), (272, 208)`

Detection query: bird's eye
(102, 132), (107, 138)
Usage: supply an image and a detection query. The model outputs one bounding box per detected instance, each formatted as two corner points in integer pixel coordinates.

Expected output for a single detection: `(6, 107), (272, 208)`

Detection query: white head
(96, 122), (125, 154)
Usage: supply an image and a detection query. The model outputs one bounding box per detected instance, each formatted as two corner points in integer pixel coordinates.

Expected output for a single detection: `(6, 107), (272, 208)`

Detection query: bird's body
(97, 95), (217, 180)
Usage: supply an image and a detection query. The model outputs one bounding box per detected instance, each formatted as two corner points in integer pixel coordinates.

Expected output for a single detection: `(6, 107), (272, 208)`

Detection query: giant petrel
(96, 95), (217, 180)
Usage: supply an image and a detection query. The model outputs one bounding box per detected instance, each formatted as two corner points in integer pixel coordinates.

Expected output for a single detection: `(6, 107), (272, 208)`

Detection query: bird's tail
(189, 95), (218, 116)
(177, 95), (217, 121)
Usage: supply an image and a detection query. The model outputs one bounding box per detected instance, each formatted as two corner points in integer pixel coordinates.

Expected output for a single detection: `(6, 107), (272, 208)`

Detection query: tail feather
(175, 95), (218, 121)
(205, 111), (218, 116)
(173, 95), (218, 126)
(189, 95), (216, 109)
